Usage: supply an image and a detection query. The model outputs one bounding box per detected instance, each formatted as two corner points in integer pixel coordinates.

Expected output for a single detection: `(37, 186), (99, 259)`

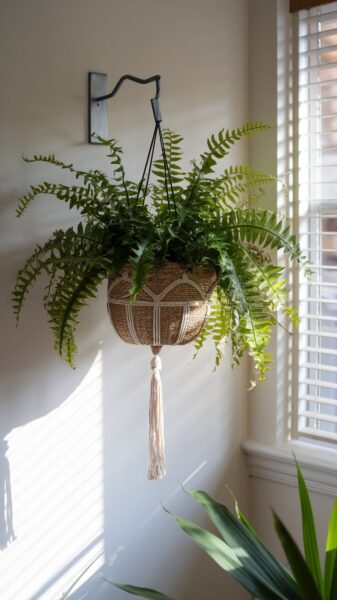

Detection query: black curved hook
(95, 74), (161, 102)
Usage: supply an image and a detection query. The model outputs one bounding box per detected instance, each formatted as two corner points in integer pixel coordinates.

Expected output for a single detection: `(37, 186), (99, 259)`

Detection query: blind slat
(299, 43), (337, 56)
(299, 95), (337, 106)
(299, 410), (337, 425)
(299, 330), (337, 338)
(299, 78), (337, 89)
(303, 299), (337, 306)
(298, 25), (337, 39)
(299, 60), (337, 73)
(303, 346), (337, 355)
(299, 130), (337, 137)
(305, 314), (337, 321)
(303, 362), (337, 373)
(299, 427), (337, 442)
(306, 266), (337, 271)
(300, 393), (337, 406)
(299, 283), (337, 290)
(300, 378), (337, 390)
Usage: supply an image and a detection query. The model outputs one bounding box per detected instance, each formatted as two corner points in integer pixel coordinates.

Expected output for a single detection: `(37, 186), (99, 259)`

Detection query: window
(294, 2), (337, 443)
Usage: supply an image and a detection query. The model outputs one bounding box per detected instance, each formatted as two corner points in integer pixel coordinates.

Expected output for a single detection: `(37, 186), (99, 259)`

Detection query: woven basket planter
(107, 262), (217, 347)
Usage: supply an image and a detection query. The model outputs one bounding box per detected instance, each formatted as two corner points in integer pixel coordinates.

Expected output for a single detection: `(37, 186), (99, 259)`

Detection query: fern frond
(129, 241), (154, 301)
(200, 122), (272, 175)
(16, 181), (115, 219)
(243, 246), (289, 311)
(211, 291), (232, 366)
(221, 209), (305, 264)
(12, 234), (62, 321)
(22, 153), (111, 187)
(46, 268), (105, 366)
(41, 224), (109, 366)
(217, 249), (276, 382)
(13, 223), (109, 324)
(209, 165), (277, 210)
(94, 136), (135, 206)
(193, 290), (231, 363)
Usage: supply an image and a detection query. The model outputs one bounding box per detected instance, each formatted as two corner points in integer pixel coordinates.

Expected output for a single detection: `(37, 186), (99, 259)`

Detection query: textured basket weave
(107, 262), (217, 346)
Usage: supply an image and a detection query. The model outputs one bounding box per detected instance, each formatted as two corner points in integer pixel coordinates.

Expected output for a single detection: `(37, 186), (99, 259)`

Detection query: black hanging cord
(143, 126), (158, 202)
(158, 125), (176, 214)
(136, 124), (159, 204)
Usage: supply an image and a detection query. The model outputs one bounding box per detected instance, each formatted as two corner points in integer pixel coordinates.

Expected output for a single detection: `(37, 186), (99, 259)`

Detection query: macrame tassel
(147, 345), (166, 480)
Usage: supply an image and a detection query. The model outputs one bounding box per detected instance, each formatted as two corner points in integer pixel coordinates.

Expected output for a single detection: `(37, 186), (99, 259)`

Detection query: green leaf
(174, 514), (294, 600)
(199, 123), (273, 175)
(189, 490), (302, 600)
(110, 583), (175, 600)
(273, 510), (323, 600)
(295, 460), (323, 594)
(129, 241), (154, 301)
(324, 499), (337, 600)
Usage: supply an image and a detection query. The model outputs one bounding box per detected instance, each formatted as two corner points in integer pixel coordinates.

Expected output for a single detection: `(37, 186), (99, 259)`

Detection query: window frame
(290, 0), (336, 13)
(290, 2), (337, 445)
(244, 0), (337, 482)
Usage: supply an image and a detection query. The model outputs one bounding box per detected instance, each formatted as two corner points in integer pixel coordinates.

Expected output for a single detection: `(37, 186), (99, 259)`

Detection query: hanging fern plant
(13, 122), (308, 383)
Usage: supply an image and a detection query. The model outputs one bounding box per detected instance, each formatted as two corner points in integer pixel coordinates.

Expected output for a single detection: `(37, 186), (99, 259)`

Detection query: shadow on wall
(0, 287), (107, 598)
(0, 187), (109, 595)
(0, 219), (107, 590)
(0, 438), (15, 549)
(0, 302), (103, 550)
(0, 219), (106, 564)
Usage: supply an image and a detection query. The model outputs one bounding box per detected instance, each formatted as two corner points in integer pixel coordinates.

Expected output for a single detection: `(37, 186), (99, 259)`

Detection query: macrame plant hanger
(134, 77), (176, 479)
(99, 75), (217, 480)
(98, 75), (176, 479)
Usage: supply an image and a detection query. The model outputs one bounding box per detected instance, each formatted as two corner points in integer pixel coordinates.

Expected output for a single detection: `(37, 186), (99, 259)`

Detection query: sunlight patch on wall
(1, 351), (104, 600)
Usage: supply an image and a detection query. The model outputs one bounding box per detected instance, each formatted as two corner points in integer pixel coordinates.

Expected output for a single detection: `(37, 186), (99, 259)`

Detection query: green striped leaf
(111, 583), (175, 600)
(189, 490), (301, 600)
(174, 514), (295, 600)
(273, 511), (323, 600)
(324, 500), (337, 600)
(295, 460), (323, 594)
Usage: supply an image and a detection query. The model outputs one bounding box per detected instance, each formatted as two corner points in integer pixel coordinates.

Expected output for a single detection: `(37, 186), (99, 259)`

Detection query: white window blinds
(296, 2), (337, 442)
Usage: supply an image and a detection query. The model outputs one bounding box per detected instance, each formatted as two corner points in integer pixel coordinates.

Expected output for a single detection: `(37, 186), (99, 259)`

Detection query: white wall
(0, 1), (250, 599)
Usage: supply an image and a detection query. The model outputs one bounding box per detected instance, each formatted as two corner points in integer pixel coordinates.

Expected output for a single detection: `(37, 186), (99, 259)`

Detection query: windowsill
(242, 439), (337, 497)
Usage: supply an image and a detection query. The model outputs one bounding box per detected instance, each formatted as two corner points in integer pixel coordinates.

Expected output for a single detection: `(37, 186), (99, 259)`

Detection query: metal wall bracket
(88, 72), (162, 144)
(88, 72), (108, 144)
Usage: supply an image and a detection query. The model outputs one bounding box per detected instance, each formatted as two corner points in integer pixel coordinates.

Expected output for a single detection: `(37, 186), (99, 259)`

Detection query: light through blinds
(297, 2), (337, 442)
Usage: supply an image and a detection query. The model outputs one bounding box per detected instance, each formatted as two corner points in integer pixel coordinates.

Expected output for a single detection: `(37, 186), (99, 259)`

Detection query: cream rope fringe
(147, 345), (166, 480)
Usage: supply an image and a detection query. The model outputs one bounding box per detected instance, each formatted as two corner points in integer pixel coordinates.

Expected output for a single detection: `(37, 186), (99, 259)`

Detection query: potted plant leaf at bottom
(108, 460), (337, 600)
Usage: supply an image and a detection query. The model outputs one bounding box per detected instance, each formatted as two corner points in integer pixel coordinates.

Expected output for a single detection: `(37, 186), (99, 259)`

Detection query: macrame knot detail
(150, 355), (161, 372)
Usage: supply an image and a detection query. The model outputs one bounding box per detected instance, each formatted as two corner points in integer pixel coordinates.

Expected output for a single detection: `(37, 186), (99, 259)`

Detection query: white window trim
(242, 439), (337, 497)
(244, 0), (337, 491)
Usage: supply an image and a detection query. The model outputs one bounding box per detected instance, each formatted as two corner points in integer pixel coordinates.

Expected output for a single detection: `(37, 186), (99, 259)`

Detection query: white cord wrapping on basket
(147, 346), (166, 480)
(107, 271), (210, 346)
